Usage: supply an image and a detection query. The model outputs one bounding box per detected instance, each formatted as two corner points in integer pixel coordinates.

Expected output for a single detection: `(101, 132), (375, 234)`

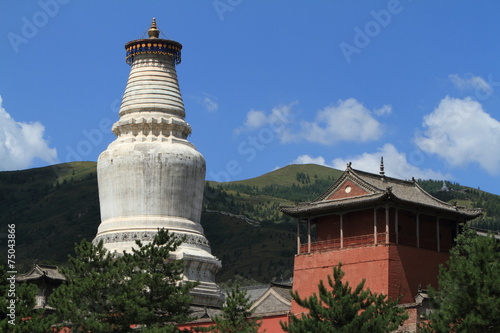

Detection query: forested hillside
(0, 162), (498, 283)
(0, 162), (100, 270)
(417, 179), (500, 231)
(204, 164), (343, 224)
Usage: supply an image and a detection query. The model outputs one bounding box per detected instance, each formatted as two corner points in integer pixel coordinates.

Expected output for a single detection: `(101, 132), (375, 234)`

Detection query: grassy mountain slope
(204, 164), (343, 224)
(0, 162), (498, 282)
(219, 164), (344, 188)
(0, 162), (100, 271)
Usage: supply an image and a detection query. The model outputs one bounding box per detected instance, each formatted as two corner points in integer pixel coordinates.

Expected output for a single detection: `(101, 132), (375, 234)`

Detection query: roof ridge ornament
(386, 186), (393, 199)
(380, 156), (385, 176)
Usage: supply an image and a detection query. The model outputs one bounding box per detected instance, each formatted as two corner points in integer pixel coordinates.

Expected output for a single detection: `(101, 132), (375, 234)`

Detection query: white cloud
(415, 96), (500, 175)
(292, 154), (327, 166)
(289, 144), (448, 180)
(235, 102), (295, 138)
(191, 93), (219, 112)
(202, 96), (218, 112)
(330, 144), (450, 180)
(244, 110), (268, 128)
(374, 104), (392, 116)
(0, 96), (58, 171)
(299, 98), (384, 145)
(449, 73), (492, 95)
(237, 99), (387, 145)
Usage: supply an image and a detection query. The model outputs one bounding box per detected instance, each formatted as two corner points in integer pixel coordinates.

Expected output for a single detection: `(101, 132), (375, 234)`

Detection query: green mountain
(0, 162), (499, 283)
(0, 162), (100, 270)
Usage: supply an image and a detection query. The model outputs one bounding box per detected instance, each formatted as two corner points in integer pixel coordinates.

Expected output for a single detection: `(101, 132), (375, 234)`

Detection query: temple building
(93, 19), (223, 307)
(16, 263), (66, 311)
(279, 162), (482, 332)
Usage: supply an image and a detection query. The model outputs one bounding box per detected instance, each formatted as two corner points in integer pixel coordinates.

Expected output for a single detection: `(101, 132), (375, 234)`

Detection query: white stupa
(93, 19), (223, 307)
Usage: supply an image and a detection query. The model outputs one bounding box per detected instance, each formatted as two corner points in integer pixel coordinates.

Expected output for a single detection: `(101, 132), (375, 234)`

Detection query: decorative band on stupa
(125, 18), (182, 65)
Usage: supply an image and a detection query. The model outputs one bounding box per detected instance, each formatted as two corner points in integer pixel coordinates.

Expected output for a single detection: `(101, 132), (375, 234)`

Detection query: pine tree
(281, 263), (408, 333)
(421, 227), (500, 332)
(49, 229), (196, 332)
(49, 239), (136, 332)
(123, 229), (198, 328)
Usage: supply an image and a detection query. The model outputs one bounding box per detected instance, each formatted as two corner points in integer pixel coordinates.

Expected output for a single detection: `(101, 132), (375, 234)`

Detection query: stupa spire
(116, 19), (188, 144)
(148, 18), (160, 38)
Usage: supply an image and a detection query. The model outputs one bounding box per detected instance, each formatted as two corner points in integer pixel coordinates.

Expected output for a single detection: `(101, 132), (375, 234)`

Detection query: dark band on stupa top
(125, 18), (182, 65)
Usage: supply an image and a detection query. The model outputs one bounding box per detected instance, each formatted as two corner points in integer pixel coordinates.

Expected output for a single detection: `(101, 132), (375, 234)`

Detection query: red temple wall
(316, 215), (340, 240)
(316, 209), (379, 241)
(390, 245), (449, 303)
(419, 214), (438, 250)
(292, 243), (450, 313)
(258, 313), (288, 333)
(292, 245), (391, 314)
(316, 208), (396, 242)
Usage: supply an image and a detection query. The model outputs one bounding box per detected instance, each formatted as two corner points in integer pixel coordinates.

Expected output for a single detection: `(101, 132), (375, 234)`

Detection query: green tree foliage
(418, 180), (500, 231)
(49, 239), (134, 332)
(296, 172), (311, 184)
(49, 229), (195, 332)
(281, 263), (408, 333)
(421, 227), (500, 333)
(195, 284), (260, 333)
(123, 229), (197, 327)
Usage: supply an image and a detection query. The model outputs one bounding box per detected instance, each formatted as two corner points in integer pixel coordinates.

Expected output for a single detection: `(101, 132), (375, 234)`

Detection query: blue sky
(1, 1), (500, 195)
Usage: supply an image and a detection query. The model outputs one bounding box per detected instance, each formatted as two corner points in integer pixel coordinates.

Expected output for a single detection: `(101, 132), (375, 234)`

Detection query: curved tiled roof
(16, 263), (66, 282)
(280, 166), (482, 219)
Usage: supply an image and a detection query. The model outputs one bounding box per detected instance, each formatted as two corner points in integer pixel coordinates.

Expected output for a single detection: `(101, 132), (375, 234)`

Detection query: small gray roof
(186, 283), (292, 324)
(249, 282), (292, 315)
(240, 284), (271, 304)
(281, 165), (482, 219)
(189, 305), (223, 321)
(16, 263), (66, 282)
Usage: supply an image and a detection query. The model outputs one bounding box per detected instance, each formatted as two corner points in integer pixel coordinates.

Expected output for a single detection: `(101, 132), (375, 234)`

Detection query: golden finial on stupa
(148, 18), (160, 39)
(125, 18), (182, 65)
